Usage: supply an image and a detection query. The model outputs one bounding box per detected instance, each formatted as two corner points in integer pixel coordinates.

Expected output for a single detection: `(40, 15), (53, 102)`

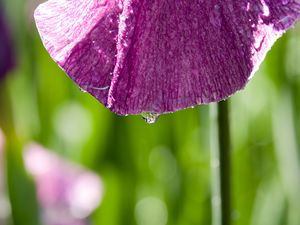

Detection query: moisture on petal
(35, 0), (300, 115)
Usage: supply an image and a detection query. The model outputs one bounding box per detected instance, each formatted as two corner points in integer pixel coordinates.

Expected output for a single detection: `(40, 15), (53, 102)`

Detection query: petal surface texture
(35, 0), (300, 115)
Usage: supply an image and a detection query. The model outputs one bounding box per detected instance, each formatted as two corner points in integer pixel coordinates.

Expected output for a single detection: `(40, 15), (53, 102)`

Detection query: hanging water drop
(141, 112), (160, 124)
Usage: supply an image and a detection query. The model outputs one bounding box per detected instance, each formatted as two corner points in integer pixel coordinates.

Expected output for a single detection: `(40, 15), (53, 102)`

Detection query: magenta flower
(0, 5), (15, 80)
(24, 144), (103, 225)
(34, 1), (300, 115)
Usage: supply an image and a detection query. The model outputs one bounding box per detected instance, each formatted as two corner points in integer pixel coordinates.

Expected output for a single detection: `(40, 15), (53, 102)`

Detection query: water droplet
(246, 2), (251, 11)
(275, 15), (293, 30)
(261, 0), (270, 16)
(254, 34), (266, 51)
(209, 5), (222, 27)
(282, 0), (289, 5)
(80, 84), (109, 92)
(80, 86), (87, 93)
(98, 0), (107, 5)
(141, 112), (160, 124)
(90, 86), (110, 90)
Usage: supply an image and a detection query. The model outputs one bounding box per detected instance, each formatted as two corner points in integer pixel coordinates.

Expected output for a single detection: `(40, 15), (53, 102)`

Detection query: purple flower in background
(24, 144), (103, 225)
(34, 0), (300, 115)
(0, 5), (14, 80)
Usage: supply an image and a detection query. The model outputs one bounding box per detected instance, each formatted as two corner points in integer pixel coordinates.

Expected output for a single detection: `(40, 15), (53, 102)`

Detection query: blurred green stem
(210, 101), (231, 225)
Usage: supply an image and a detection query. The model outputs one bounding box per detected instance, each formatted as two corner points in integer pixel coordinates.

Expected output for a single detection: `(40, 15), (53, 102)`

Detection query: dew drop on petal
(141, 112), (160, 124)
(209, 4), (222, 27)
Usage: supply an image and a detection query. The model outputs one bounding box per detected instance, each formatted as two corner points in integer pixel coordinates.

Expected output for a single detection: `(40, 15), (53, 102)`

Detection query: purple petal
(34, 0), (121, 105)
(0, 6), (15, 80)
(34, 0), (300, 115)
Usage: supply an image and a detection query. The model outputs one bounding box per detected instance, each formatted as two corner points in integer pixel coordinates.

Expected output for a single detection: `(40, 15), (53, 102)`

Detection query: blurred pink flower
(24, 143), (103, 225)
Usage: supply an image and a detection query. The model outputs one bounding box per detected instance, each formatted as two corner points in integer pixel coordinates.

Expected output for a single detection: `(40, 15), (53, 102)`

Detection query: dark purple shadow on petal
(0, 5), (15, 80)
(35, 0), (300, 115)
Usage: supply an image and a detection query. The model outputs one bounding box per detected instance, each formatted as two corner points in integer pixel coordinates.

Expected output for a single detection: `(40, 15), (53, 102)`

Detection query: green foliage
(5, 139), (40, 225)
